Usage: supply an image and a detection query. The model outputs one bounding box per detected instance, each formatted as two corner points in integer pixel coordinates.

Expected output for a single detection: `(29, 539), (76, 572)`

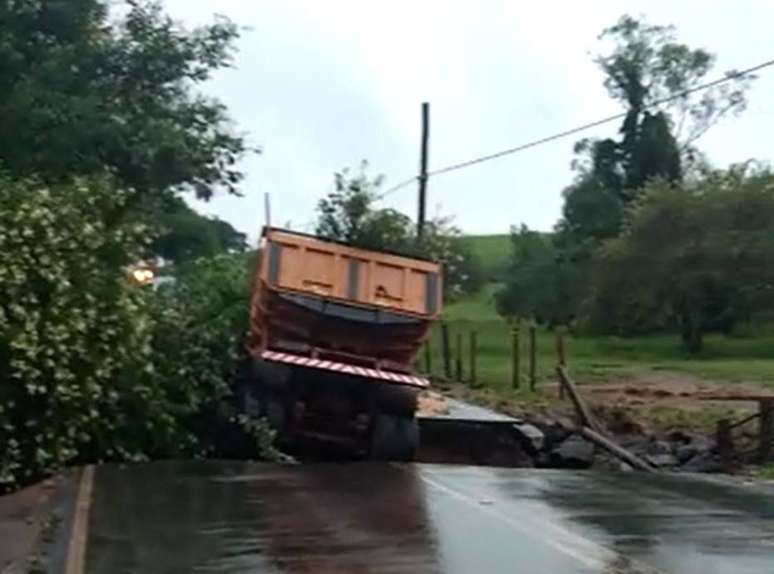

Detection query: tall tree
(0, 0), (246, 199)
(315, 163), (483, 297)
(152, 197), (247, 263)
(590, 165), (774, 352)
(495, 226), (583, 325)
(563, 14), (753, 241)
(498, 15), (754, 326)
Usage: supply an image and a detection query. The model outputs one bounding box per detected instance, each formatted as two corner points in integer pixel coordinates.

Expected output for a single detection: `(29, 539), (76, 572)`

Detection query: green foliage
(316, 162), (393, 247)
(0, 0), (246, 199)
(459, 234), (511, 281)
(0, 174), (154, 485)
(526, 15), (756, 334)
(495, 226), (584, 325)
(147, 255), (279, 461)
(590, 166), (774, 352)
(0, 175), (275, 490)
(152, 196), (247, 262)
(597, 15), (751, 151)
(434, 290), (774, 390)
(316, 162), (483, 297)
(563, 15), (753, 246)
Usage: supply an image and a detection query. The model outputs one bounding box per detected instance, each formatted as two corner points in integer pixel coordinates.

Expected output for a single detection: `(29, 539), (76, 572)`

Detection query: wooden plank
(580, 428), (657, 473)
(555, 327), (566, 400)
(556, 366), (602, 434)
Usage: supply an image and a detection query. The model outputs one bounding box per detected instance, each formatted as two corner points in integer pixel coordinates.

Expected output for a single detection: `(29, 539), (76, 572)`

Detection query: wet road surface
(79, 462), (774, 573)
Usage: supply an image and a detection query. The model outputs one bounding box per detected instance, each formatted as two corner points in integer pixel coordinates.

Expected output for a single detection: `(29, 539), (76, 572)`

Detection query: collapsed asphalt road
(46, 461), (774, 574)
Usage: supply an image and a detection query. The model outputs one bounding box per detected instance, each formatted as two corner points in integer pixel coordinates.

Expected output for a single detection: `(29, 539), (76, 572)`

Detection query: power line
(377, 57), (774, 199)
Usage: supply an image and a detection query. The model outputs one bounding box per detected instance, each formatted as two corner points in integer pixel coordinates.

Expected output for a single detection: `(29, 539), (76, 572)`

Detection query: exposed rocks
(550, 433), (596, 469)
(645, 453), (679, 468)
(512, 422), (545, 455)
(619, 432), (717, 472)
(517, 418), (719, 473)
(680, 452), (724, 473)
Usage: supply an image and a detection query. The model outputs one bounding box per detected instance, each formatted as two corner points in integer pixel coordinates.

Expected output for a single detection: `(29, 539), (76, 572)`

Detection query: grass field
(460, 234), (510, 280)
(424, 282), (774, 390)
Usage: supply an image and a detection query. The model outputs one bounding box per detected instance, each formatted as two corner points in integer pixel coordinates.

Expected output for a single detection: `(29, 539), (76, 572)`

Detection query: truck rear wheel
(369, 414), (419, 461)
(237, 382), (286, 432)
(263, 392), (287, 431)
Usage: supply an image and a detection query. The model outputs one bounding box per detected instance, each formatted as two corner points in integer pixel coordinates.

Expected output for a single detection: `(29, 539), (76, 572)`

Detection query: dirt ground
(443, 370), (773, 438)
(417, 390), (450, 417)
(0, 478), (59, 574)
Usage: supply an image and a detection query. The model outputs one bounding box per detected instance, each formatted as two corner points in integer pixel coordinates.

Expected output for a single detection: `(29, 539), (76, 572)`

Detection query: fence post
(469, 330), (478, 384)
(529, 323), (537, 392)
(717, 419), (734, 472)
(455, 333), (463, 382)
(511, 323), (520, 389)
(441, 322), (451, 379)
(556, 326), (566, 400)
(424, 340), (432, 374)
(759, 399), (773, 464)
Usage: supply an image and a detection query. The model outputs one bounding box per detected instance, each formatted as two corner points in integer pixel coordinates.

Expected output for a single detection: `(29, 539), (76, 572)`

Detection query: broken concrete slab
(512, 422), (545, 454)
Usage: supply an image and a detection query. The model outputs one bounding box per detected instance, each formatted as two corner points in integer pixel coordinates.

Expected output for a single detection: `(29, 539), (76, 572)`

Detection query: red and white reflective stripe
(261, 350), (429, 388)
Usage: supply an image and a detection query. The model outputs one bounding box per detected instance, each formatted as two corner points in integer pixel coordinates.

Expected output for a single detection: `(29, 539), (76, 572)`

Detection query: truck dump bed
(248, 228), (442, 382)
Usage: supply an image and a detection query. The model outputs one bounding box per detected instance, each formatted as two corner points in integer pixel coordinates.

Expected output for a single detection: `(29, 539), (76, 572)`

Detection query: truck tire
(263, 392), (287, 432)
(236, 383), (286, 432)
(373, 384), (418, 417)
(369, 414), (419, 461)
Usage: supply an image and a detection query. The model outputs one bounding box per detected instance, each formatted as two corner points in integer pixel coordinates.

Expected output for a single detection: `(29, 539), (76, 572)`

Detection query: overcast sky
(163, 0), (774, 243)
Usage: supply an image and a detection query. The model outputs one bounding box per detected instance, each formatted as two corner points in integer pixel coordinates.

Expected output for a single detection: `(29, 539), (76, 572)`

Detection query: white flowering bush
(0, 175), (156, 486)
(0, 176), (276, 490)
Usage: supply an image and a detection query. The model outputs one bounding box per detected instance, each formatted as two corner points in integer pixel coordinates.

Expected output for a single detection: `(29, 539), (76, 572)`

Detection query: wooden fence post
(716, 418), (734, 472)
(469, 330), (477, 384)
(759, 400), (773, 464)
(455, 333), (463, 382)
(557, 366), (602, 433)
(511, 324), (521, 389)
(556, 326), (566, 400)
(529, 323), (537, 392)
(441, 322), (451, 379)
(424, 340), (432, 374)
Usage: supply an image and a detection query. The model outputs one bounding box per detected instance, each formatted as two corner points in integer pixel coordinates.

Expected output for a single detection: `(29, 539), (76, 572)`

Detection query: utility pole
(264, 192), (272, 229)
(417, 102), (430, 240)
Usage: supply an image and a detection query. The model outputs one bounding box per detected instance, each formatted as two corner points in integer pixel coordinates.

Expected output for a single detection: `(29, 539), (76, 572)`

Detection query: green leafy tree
(495, 226), (583, 325)
(147, 254), (278, 460)
(590, 166), (774, 352)
(0, 175), (273, 490)
(0, 174), (154, 485)
(316, 162), (483, 297)
(0, 0), (247, 199)
(152, 197), (247, 262)
(563, 14), (753, 242)
(503, 14), (756, 330)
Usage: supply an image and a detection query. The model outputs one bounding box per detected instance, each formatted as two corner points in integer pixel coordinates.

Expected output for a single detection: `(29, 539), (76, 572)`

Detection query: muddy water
(81, 461), (774, 573)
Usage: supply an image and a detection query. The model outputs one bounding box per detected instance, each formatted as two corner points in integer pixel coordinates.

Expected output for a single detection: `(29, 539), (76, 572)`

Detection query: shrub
(0, 175), (153, 485)
(0, 175), (276, 490)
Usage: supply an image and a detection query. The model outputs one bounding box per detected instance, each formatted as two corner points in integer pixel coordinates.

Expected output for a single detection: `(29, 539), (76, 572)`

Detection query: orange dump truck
(241, 227), (442, 459)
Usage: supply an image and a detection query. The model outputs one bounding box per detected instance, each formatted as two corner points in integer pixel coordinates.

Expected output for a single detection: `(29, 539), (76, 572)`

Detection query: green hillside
(460, 234), (510, 280)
